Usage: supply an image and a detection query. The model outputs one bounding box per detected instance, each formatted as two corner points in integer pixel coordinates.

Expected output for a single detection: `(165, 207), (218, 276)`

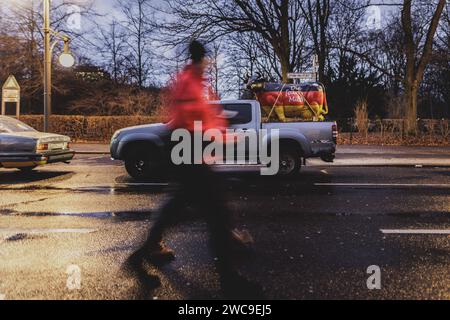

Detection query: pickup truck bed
(263, 121), (337, 160)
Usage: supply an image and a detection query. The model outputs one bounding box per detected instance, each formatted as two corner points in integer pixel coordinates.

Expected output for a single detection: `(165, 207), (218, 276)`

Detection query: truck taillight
(332, 124), (338, 143)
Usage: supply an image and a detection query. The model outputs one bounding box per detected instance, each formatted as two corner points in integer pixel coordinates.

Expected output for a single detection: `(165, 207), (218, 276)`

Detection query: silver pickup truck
(110, 100), (337, 179)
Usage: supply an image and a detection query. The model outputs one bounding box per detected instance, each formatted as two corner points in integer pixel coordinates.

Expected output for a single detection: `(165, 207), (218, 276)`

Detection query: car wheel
(277, 148), (301, 177)
(18, 166), (37, 173)
(124, 145), (163, 181)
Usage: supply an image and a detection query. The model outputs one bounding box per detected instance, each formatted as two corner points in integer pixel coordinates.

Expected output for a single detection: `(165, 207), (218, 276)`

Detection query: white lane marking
(122, 182), (450, 189)
(315, 183), (450, 188)
(117, 183), (169, 187)
(0, 228), (97, 237)
(0, 183), (170, 192)
(381, 229), (450, 235)
(68, 183), (170, 190)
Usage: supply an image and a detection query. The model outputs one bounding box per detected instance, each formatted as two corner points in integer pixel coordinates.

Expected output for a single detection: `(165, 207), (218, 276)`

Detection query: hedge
(19, 115), (164, 142)
(17, 115), (450, 145)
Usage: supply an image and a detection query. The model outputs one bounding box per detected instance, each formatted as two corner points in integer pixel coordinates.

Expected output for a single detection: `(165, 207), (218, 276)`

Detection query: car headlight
(37, 142), (49, 152)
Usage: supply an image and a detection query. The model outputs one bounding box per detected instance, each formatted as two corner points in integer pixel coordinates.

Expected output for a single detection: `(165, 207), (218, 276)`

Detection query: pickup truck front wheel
(124, 145), (163, 181)
(278, 149), (301, 177)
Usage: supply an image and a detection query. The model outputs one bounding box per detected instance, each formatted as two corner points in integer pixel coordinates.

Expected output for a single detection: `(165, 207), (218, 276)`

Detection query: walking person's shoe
(230, 229), (255, 257)
(232, 229), (254, 246)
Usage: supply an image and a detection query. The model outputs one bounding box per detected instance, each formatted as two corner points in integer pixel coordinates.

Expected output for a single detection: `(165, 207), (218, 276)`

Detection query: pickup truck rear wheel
(278, 149), (301, 177)
(124, 145), (162, 181)
(18, 166), (37, 172)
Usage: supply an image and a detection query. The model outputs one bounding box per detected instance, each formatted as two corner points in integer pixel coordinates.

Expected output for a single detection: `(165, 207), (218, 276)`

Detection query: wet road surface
(0, 155), (449, 300)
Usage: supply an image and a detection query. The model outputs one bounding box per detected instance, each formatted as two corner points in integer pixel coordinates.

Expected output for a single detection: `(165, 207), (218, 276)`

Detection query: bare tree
(95, 19), (127, 85)
(208, 41), (222, 97)
(161, 0), (310, 82)
(299, 0), (332, 83)
(2, 0), (97, 113)
(329, 0), (447, 126)
(401, 0), (446, 131)
(117, 0), (155, 88)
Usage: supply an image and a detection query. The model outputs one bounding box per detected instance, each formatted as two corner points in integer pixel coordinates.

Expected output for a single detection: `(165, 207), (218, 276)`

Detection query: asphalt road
(0, 154), (449, 300)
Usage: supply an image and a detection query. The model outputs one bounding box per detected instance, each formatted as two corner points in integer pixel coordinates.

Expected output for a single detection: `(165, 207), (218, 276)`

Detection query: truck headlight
(112, 131), (121, 141)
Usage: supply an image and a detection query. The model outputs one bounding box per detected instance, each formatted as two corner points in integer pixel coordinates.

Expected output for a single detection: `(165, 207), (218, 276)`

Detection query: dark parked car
(0, 116), (74, 172)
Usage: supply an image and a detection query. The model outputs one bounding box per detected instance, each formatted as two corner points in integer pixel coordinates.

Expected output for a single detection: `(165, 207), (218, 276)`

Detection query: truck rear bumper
(320, 153), (336, 163)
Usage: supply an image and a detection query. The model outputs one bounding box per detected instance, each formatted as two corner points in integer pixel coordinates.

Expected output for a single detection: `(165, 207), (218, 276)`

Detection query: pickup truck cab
(110, 100), (337, 179)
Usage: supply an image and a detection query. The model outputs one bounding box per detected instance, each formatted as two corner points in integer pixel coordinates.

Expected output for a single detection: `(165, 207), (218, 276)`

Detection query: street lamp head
(59, 53), (75, 68)
(59, 37), (75, 68)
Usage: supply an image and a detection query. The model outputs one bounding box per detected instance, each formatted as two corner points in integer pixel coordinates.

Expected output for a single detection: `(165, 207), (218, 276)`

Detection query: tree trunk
(273, 43), (291, 82)
(280, 55), (290, 83)
(404, 81), (418, 133)
(279, 0), (291, 83)
(318, 52), (326, 84)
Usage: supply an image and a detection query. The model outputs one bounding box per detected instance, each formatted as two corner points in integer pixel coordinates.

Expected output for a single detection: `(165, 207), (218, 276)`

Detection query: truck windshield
(0, 117), (37, 133)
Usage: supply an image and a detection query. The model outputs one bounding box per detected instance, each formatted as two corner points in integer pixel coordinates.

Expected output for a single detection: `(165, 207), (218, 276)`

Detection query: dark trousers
(141, 143), (235, 277)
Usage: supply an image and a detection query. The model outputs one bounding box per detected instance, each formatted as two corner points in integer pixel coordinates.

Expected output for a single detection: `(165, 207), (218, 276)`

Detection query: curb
(307, 164), (450, 168)
(74, 151), (110, 155)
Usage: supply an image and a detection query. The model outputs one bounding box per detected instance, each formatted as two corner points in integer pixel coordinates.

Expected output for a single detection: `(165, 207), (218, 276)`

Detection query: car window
(0, 118), (37, 133)
(221, 104), (252, 125)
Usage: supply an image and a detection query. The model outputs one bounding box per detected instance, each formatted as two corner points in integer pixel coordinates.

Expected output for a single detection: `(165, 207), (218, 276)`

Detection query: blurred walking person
(125, 40), (262, 299)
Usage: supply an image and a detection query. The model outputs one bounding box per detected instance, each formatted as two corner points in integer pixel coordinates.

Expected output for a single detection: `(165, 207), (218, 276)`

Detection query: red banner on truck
(248, 82), (329, 122)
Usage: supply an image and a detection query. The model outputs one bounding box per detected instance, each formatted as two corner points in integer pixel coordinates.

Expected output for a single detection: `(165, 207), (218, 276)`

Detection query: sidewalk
(310, 145), (450, 167)
(73, 143), (450, 167)
(73, 143), (110, 154)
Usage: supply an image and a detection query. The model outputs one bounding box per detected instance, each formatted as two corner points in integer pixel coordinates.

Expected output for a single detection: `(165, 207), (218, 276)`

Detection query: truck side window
(222, 104), (252, 125)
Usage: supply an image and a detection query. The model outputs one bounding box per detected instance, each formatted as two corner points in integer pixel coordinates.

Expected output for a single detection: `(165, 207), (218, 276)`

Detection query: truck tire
(278, 148), (301, 177)
(124, 144), (163, 181)
(18, 166), (37, 173)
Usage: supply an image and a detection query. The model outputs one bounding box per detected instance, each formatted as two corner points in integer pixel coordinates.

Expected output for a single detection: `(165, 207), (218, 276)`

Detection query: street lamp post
(43, 0), (51, 133)
(42, 0), (75, 132)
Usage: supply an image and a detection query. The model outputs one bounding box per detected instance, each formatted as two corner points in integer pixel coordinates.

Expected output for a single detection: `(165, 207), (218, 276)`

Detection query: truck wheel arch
(121, 140), (162, 159)
(262, 129), (311, 158)
(278, 139), (304, 156)
(118, 133), (166, 159)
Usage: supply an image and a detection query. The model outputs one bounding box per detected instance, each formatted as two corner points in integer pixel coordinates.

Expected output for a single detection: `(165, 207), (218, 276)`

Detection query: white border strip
(0, 228), (97, 235)
(381, 229), (450, 235)
(315, 183), (450, 188)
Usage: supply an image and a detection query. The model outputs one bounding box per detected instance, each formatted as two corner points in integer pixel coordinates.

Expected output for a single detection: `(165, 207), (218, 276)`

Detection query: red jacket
(168, 64), (225, 132)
